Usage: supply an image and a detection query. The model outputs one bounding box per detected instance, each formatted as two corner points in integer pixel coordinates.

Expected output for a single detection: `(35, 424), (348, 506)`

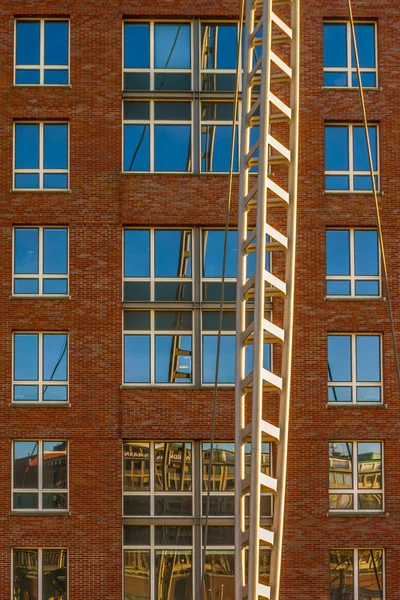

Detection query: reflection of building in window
(13, 548), (67, 600)
(329, 549), (383, 600)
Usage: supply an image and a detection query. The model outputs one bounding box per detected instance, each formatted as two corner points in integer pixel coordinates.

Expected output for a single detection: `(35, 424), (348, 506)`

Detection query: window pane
(42, 441), (68, 489)
(124, 124), (150, 171)
(201, 125), (238, 172)
(124, 229), (150, 277)
(44, 124), (68, 169)
(203, 230), (237, 278)
(202, 442), (235, 492)
(325, 175), (350, 191)
(16, 21), (40, 65)
(358, 493), (383, 510)
(154, 282), (192, 301)
(15, 123), (39, 169)
(154, 495), (193, 516)
(124, 281), (151, 301)
(43, 334), (68, 381)
(352, 24), (376, 68)
(155, 551), (192, 600)
(44, 69), (69, 85)
(43, 174), (68, 189)
(16, 69), (40, 84)
(353, 126), (377, 171)
(43, 228), (68, 274)
(357, 386), (381, 403)
(154, 73), (192, 91)
(354, 230), (378, 276)
(155, 230), (192, 277)
(354, 175), (377, 191)
(154, 24), (191, 69)
(44, 21), (68, 66)
(124, 23), (150, 69)
(43, 279), (68, 295)
(14, 228), (39, 274)
(124, 443), (150, 491)
(202, 335), (235, 383)
(324, 24), (347, 68)
(202, 495), (235, 516)
(358, 442), (382, 489)
(355, 280), (379, 296)
(329, 493), (354, 510)
(124, 495), (151, 516)
(155, 335), (192, 383)
(13, 492), (39, 510)
(329, 549), (354, 599)
(353, 71), (376, 87)
(42, 549), (68, 600)
(154, 442), (192, 492)
(328, 336), (351, 382)
(124, 335), (150, 383)
(204, 551), (235, 600)
(324, 71), (347, 87)
(328, 386), (352, 402)
(356, 335), (380, 382)
(325, 126), (349, 171)
(14, 441), (39, 488)
(14, 334), (38, 381)
(203, 526), (234, 546)
(124, 101), (150, 121)
(124, 525), (151, 546)
(202, 311), (236, 331)
(14, 279), (39, 295)
(124, 311), (151, 331)
(201, 24), (237, 70)
(154, 311), (192, 331)
(358, 549), (383, 599)
(154, 102), (191, 121)
(329, 442), (353, 489)
(124, 72), (151, 91)
(327, 280), (351, 295)
(326, 230), (350, 276)
(154, 125), (191, 172)
(155, 526), (193, 546)
(13, 549), (38, 599)
(125, 550), (150, 600)
(42, 385), (68, 401)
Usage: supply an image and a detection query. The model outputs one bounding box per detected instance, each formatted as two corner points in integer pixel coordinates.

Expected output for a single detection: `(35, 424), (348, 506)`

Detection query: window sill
(10, 402), (71, 407)
(10, 295), (71, 300)
(121, 384), (234, 390)
(10, 510), (71, 516)
(13, 84), (71, 88)
(321, 86), (381, 92)
(327, 511), (387, 517)
(324, 296), (383, 301)
(11, 189), (72, 193)
(324, 190), (383, 195)
(326, 402), (386, 408)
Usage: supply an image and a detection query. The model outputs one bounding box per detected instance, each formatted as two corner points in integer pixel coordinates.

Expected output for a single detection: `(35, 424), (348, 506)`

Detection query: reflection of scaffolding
(201, 25), (218, 91)
(235, 1), (299, 599)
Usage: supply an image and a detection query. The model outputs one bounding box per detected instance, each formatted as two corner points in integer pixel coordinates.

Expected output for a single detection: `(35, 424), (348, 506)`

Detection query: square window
(14, 122), (69, 190)
(13, 227), (68, 296)
(329, 441), (383, 512)
(326, 229), (380, 297)
(325, 124), (379, 192)
(13, 333), (68, 402)
(13, 440), (68, 511)
(15, 19), (69, 85)
(323, 22), (377, 88)
(328, 334), (382, 403)
(329, 549), (384, 599)
(123, 101), (192, 173)
(13, 548), (68, 597)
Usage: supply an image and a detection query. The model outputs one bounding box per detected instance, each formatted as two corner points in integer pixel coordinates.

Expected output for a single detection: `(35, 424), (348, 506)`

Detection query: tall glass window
(329, 549), (384, 600)
(13, 548), (68, 599)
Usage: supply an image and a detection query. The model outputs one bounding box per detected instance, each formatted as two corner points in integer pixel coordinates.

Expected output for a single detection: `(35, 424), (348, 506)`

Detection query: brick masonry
(1, 0), (400, 598)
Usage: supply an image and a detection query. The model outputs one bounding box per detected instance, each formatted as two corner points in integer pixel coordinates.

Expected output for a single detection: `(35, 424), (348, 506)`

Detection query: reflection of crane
(235, 0), (299, 599)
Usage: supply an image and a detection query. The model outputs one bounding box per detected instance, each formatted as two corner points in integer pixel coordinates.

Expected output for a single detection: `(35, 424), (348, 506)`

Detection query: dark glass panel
(42, 549), (68, 600)
(329, 549), (354, 599)
(123, 495), (151, 516)
(154, 495), (192, 516)
(124, 525), (151, 546)
(155, 526), (193, 546)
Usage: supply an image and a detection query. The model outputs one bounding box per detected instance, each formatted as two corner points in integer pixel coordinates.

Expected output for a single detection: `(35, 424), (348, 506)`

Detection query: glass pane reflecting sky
(14, 229), (39, 274)
(325, 126), (349, 171)
(14, 334), (39, 380)
(44, 21), (68, 65)
(15, 124), (39, 169)
(16, 21), (40, 65)
(324, 24), (347, 68)
(43, 334), (67, 381)
(328, 335), (351, 382)
(154, 24), (191, 69)
(326, 230), (350, 275)
(43, 229), (67, 274)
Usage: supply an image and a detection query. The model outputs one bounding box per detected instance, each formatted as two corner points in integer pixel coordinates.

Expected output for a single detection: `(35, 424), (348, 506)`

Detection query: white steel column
(235, 0), (299, 598)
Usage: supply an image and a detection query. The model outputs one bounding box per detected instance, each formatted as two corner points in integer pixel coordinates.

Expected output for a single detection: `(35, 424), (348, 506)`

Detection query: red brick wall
(1, 0), (399, 598)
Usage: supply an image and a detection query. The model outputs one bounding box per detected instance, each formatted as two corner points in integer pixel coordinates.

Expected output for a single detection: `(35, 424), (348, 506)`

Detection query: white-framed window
(12, 440), (68, 511)
(329, 548), (384, 600)
(123, 21), (192, 91)
(123, 101), (192, 173)
(325, 124), (379, 192)
(123, 441), (271, 599)
(13, 332), (68, 403)
(328, 334), (382, 404)
(329, 441), (383, 512)
(15, 19), (69, 86)
(14, 122), (69, 190)
(123, 228), (193, 302)
(13, 227), (68, 296)
(201, 101), (239, 173)
(13, 548), (68, 598)
(200, 22), (240, 92)
(323, 21), (377, 88)
(326, 229), (380, 297)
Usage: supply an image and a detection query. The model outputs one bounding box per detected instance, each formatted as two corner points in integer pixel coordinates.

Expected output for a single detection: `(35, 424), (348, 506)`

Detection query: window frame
(12, 440), (69, 512)
(12, 226), (69, 297)
(323, 21), (378, 89)
(200, 100), (240, 174)
(326, 228), (381, 298)
(12, 547), (68, 599)
(329, 548), (385, 600)
(329, 441), (384, 513)
(12, 332), (69, 404)
(13, 121), (70, 191)
(327, 333), (383, 405)
(324, 123), (379, 193)
(199, 21), (242, 92)
(14, 18), (70, 86)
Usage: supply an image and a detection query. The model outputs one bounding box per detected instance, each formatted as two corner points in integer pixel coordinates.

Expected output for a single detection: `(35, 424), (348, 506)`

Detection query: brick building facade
(0, 0), (398, 598)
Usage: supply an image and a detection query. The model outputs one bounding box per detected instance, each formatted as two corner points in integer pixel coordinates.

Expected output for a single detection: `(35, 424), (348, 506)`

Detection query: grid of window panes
(123, 441), (271, 599)
(327, 334), (382, 404)
(329, 549), (384, 600)
(13, 548), (68, 599)
(15, 19), (69, 85)
(329, 441), (383, 512)
(13, 227), (68, 296)
(326, 229), (380, 297)
(12, 440), (68, 511)
(14, 122), (69, 190)
(323, 22), (377, 88)
(13, 333), (68, 402)
(325, 124), (378, 192)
